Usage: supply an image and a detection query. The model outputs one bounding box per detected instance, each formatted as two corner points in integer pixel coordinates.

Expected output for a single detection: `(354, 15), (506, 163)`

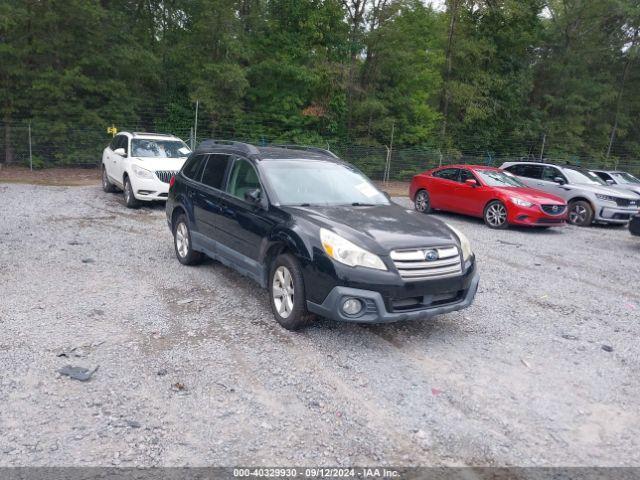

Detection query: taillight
(169, 176), (175, 189)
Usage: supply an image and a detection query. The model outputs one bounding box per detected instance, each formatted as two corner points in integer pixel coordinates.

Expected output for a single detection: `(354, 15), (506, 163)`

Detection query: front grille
(155, 170), (178, 184)
(390, 246), (462, 280)
(615, 197), (638, 208)
(541, 204), (567, 215)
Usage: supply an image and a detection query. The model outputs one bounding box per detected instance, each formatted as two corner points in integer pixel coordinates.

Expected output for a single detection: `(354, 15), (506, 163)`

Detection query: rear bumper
(595, 205), (639, 224)
(306, 270), (480, 324)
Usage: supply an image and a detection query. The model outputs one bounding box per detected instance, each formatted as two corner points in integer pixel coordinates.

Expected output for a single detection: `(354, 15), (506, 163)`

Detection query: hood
(131, 156), (188, 171)
(608, 184), (640, 197)
(568, 182), (640, 199)
(493, 186), (565, 204)
(282, 203), (459, 255)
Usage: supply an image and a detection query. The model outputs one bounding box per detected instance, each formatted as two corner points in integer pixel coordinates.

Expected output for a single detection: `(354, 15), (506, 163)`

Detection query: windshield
(564, 168), (607, 185)
(611, 172), (640, 184)
(476, 169), (525, 187)
(261, 160), (389, 206)
(131, 139), (190, 158)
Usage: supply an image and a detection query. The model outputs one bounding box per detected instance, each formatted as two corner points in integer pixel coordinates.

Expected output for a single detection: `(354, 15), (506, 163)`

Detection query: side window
(433, 168), (459, 181)
(182, 154), (207, 181)
(226, 159), (261, 200)
(116, 135), (128, 154)
(542, 166), (565, 182)
(201, 154), (232, 189)
(459, 169), (477, 183)
(504, 165), (521, 175)
(594, 171), (612, 182)
(517, 164), (543, 179)
(109, 136), (119, 150)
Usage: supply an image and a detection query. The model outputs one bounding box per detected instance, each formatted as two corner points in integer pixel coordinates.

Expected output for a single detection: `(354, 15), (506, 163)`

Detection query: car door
(216, 156), (276, 282)
(113, 135), (129, 186)
(454, 168), (484, 216)
(193, 153), (231, 250)
(536, 166), (571, 200)
(104, 136), (119, 180)
(429, 167), (460, 210)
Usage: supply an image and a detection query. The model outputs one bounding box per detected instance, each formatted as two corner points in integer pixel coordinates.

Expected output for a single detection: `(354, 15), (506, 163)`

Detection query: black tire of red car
(173, 214), (203, 266)
(414, 189), (432, 214)
(123, 176), (139, 209)
(483, 200), (509, 229)
(102, 166), (116, 193)
(269, 253), (315, 331)
(568, 200), (594, 227)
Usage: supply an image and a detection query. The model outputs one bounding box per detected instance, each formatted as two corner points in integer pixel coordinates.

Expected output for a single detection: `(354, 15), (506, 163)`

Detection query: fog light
(342, 298), (363, 316)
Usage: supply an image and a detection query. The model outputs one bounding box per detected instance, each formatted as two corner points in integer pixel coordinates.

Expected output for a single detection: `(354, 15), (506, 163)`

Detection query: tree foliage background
(1, 0), (639, 175)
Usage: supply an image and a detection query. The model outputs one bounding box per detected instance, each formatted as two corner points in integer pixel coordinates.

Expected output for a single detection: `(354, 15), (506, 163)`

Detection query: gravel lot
(1, 183), (639, 467)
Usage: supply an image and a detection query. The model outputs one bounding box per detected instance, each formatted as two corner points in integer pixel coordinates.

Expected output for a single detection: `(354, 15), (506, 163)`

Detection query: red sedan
(409, 165), (568, 228)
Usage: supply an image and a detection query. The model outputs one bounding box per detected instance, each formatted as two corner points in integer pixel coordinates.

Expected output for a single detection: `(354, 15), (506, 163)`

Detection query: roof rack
(271, 144), (339, 159)
(196, 139), (260, 156)
(132, 132), (175, 137)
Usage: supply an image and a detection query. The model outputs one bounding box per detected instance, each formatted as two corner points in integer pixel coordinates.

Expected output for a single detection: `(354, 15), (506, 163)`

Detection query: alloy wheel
(486, 203), (507, 227)
(415, 191), (429, 212)
(272, 266), (294, 319)
(569, 204), (587, 225)
(175, 222), (189, 258)
(124, 180), (131, 203)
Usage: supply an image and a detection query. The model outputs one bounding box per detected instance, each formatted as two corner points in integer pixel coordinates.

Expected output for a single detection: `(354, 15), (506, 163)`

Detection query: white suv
(101, 132), (191, 208)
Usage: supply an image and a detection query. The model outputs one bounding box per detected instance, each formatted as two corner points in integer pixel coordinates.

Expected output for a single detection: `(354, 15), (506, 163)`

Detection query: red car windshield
(476, 169), (526, 187)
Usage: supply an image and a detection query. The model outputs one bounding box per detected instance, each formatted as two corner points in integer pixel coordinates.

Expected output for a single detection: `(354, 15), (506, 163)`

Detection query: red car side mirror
(465, 179), (478, 187)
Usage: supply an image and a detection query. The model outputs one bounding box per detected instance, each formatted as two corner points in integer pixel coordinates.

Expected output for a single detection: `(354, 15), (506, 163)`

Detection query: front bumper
(130, 176), (170, 201)
(594, 201), (639, 223)
(306, 269), (480, 324)
(508, 204), (567, 227)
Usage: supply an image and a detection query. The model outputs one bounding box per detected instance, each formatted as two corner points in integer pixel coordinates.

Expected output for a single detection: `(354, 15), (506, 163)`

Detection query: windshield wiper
(351, 202), (377, 207)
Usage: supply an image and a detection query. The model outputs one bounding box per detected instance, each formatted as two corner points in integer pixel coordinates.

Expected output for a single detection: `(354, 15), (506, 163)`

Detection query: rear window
(201, 154), (232, 189)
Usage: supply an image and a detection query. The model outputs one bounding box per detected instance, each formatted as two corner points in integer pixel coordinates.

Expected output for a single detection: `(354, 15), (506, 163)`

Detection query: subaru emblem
(424, 250), (438, 261)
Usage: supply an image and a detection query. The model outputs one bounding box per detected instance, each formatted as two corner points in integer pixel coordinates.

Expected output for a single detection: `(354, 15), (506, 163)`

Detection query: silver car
(500, 161), (640, 226)
(591, 170), (640, 196)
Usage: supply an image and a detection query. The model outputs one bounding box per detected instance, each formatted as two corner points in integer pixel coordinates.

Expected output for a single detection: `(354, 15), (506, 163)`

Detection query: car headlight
(511, 197), (534, 207)
(446, 224), (473, 261)
(320, 228), (387, 270)
(132, 164), (153, 179)
(595, 194), (616, 202)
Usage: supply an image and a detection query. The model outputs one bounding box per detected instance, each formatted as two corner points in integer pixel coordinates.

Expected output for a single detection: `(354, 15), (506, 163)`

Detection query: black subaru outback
(166, 140), (479, 330)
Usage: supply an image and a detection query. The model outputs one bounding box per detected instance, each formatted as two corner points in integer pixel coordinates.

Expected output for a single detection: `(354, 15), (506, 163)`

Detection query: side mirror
(606, 179), (614, 185)
(244, 188), (262, 205)
(113, 148), (126, 157)
(553, 177), (566, 185)
(465, 179), (478, 187)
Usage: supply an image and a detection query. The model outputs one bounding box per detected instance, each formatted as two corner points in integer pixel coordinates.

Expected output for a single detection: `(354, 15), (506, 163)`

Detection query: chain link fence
(2, 121), (639, 181)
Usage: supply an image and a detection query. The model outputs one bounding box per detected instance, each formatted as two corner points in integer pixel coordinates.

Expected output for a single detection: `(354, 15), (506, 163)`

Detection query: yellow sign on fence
(107, 125), (118, 137)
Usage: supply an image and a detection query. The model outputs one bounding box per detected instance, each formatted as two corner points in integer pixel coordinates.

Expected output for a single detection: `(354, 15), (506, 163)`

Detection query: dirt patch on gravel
(0, 165), (100, 186)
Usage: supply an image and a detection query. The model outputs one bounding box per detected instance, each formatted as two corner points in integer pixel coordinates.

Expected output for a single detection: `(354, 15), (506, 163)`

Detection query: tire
(173, 214), (203, 265)
(414, 189), (432, 214)
(102, 166), (116, 193)
(484, 200), (508, 229)
(269, 253), (315, 331)
(123, 176), (139, 209)
(568, 200), (594, 227)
